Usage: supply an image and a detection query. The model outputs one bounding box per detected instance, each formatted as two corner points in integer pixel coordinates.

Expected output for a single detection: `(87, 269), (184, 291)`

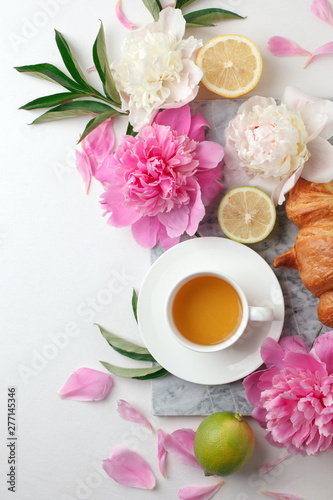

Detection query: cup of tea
(166, 271), (274, 352)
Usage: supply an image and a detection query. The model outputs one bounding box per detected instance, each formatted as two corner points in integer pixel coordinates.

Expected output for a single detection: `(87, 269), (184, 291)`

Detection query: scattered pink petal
(117, 399), (153, 432)
(303, 41), (333, 68)
(261, 492), (303, 500)
(76, 117), (115, 193)
(163, 429), (202, 469)
(267, 36), (311, 57)
(157, 429), (168, 477)
(115, 0), (136, 30)
(58, 367), (112, 401)
(178, 481), (224, 500)
(259, 454), (291, 474)
(310, 0), (333, 26)
(103, 447), (156, 489)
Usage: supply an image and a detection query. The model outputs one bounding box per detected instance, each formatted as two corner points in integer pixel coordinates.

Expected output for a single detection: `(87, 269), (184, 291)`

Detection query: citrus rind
(217, 186), (276, 244)
(196, 34), (263, 98)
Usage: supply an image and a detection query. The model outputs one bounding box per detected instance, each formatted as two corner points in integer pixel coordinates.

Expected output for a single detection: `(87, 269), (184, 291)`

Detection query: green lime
(194, 411), (255, 476)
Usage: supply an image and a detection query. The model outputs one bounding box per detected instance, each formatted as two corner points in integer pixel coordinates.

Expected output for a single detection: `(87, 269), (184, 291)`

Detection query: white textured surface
(1, 1), (333, 499)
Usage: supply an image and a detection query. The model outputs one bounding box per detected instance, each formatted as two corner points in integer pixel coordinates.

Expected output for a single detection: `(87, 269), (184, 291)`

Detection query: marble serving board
(151, 99), (330, 417)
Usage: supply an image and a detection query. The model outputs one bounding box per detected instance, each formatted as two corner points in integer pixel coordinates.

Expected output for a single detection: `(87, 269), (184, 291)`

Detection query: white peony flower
(224, 88), (333, 205)
(111, 7), (203, 131)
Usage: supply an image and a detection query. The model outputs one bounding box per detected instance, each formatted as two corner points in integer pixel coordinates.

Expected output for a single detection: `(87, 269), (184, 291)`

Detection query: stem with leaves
(15, 23), (125, 143)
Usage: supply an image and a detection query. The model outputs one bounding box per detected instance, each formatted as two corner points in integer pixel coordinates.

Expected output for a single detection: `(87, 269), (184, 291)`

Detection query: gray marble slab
(151, 99), (330, 416)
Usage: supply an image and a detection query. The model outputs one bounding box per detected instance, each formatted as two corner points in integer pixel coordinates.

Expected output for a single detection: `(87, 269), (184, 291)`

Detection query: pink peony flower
(96, 105), (224, 249)
(243, 331), (333, 456)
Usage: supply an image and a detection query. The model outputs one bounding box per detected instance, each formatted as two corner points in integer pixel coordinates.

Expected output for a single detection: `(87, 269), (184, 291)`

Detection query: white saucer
(137, 237), (284, 385)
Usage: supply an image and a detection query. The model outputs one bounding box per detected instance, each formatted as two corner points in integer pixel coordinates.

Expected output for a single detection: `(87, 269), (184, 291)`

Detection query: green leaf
(30, 100), (117, 124)
(176, 0), (198, 9)
(54, 29), (91, 90)
(96, 325), (155, 362)
(14, 63), (84, 92)
(19, 92), (89, 110)
(185, 21), (215, 27)
(126, 122), (137, 137)
(92, 22), (121, 105)
(184, 8), (245, 26)
(78, 109), (120, 143)
(100, 361), (168, 380)
(132, 289), (138, 323)
(141, 0), (162, 21)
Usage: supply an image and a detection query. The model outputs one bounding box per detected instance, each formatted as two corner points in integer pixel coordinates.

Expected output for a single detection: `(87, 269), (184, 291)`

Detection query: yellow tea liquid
(172, 275), (243, 346)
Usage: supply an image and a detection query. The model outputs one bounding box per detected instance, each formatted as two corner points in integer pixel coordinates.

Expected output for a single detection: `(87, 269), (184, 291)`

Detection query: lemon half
(218, 186), (276, 244)
(196, 34), (263, 98)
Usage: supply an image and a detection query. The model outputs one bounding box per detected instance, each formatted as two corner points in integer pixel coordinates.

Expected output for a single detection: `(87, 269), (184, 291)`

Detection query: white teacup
(166, 271), (274, 353)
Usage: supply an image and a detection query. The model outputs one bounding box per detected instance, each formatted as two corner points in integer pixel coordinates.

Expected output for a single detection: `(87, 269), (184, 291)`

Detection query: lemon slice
(196, 34), (263, 98)
(217, 186), (276, 243)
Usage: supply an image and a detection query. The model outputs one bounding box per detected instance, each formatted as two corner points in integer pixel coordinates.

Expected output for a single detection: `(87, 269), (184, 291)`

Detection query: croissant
(273, 178), (333, 327)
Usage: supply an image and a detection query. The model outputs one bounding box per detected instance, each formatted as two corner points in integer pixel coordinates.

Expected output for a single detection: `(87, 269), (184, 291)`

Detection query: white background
(1, 0), (333, 499)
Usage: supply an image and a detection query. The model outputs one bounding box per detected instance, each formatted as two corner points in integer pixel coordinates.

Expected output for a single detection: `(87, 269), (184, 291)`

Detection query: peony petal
(237, 95), (276, 115)
(195, 141), (224, 172)
(310, 0), (333, 26)
(94, 154), (114, 183)
(252, 407), (268, 427)
(279, 336), (309, 354)
(101, 186), (142, 227)
(302, 136), (333, 182)
(117, 400), (153, 432)
(284, 351), (327, 375)
(261, 338), (286, 368)
(115, 0), (136, 30)
(157, 429), (168, 477)
(186, 179), (205, 236)
(261, 492), (303, 500)
(103, 448), (155, 489)
(158, 205), (190, 239)
(163, 429), (202, 469)
(304, 42), (333, 68)
(243, 370), (267, 407)
(58, 367), (112, 401)
(158, 225), (180, 250)
(188, 112), (210, 142)
(75, 149), (94, 193)
(83, 118), (115, 168)
(76, 119), (115, 192)
(272, 167), (303, 206)
(154, 105), (191, 137)
(156, 6), (186, 41)
(259, 454), (291, 474)
(267, 36), (311, 57)
(131, 216), (161, 248)
(265, 431), (286, 449)
(195, 167), (224, 206)
(311, 330), (333, 374)
(283, 86), (333, 140)
(178, 481), (224, 500)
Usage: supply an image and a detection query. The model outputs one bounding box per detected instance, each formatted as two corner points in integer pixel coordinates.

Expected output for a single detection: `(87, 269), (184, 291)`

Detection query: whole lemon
(194, 411), (255, 476)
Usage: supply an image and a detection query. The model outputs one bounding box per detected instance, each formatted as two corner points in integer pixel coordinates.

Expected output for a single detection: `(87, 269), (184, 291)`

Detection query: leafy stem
(15, 22), (123, 138)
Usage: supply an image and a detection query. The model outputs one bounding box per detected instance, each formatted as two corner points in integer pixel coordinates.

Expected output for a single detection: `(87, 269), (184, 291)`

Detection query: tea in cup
(166, 271), (273, 352)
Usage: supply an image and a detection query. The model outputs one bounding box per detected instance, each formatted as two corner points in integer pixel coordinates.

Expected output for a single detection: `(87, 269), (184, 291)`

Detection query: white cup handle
(249, 306), (274, 322)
